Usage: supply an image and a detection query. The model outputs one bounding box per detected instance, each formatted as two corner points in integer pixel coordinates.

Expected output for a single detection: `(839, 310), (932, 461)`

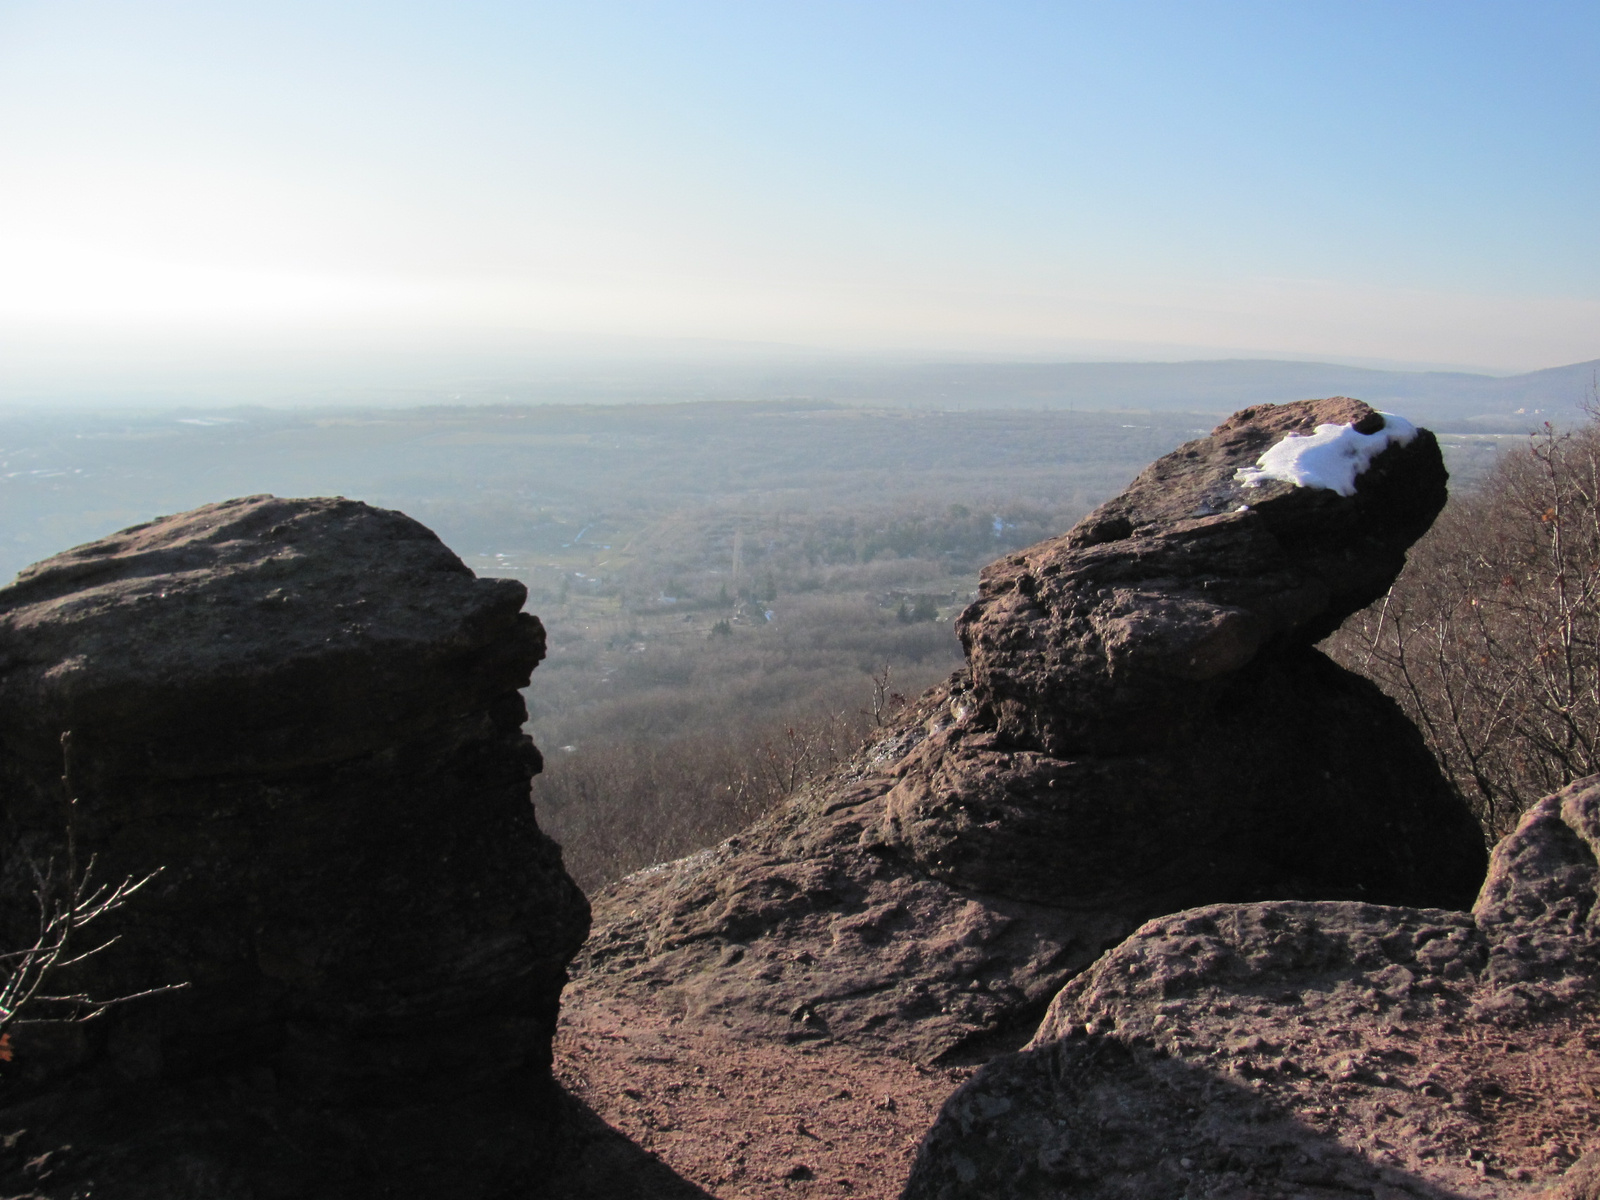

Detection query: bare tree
(865, 663), (908, 728)
(0, 733), (182, 1049)
(1328, 411), (1600, 837)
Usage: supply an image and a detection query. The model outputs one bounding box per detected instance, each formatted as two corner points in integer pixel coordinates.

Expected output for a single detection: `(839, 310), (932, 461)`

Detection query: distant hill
(6, 348), (1592, 431)
(416, 355), (1600, 432)
(749, 357), (1600, 430)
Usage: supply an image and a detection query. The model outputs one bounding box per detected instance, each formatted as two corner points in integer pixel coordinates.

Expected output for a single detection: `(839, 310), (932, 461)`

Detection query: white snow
(1234, 413), (1417, 498)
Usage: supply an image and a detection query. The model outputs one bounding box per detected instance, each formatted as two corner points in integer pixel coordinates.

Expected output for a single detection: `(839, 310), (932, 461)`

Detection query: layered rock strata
(575, 399), (1488, 1061)
(901, 776), (1600, 1199)
(0, 496), (600, 1198)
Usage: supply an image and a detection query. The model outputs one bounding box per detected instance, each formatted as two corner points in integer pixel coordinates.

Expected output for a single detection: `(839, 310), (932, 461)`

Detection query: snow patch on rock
(1235, 413), (1417, 497)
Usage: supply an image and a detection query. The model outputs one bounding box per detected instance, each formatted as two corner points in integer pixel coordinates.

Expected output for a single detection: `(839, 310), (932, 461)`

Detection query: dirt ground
(555, 992), (972, 1199)
(557, 987), (1599, 1200)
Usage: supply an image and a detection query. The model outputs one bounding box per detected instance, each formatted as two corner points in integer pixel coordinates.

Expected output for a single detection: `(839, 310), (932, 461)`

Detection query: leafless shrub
(1, 734), (183, 1047)
(536, 704), (876, 892)
(866, 662), (908, 727)
(1327, 413), (1600, 838)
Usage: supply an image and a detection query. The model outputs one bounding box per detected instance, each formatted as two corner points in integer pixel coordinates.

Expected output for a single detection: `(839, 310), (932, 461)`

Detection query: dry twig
(0, 732), (184, 1042)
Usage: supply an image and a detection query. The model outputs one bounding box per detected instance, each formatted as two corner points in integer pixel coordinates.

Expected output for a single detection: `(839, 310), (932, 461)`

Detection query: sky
(1, 0), (1597, 397)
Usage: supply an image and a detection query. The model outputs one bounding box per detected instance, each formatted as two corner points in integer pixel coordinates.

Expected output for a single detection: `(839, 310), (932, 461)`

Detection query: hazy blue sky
(1, 0), (1596, 385)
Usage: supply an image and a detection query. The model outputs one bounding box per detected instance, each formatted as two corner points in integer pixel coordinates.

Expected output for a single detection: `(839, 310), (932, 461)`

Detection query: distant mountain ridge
(7, 350), (1592, 429)
(768, 356), (1600, 428)
(422, 355), (1600, 431)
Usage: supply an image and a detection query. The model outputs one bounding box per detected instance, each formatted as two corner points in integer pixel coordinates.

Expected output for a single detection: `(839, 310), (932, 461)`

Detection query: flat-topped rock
(0, 496), (595, 1198)
(0, 493), (541, 776)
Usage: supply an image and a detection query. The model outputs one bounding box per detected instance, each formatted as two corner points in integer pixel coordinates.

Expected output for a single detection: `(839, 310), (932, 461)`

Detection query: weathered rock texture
(901, 775), (1600, 1200)
(0, 497), (649, 1198)
(574, 399), (1488, 1062)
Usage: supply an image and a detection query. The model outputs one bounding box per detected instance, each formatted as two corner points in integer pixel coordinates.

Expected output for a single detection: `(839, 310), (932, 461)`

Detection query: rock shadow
(547, 1088), (718, 1199)
(903, 1031), (1486, 1200)
(0, 1076), (711, 1200)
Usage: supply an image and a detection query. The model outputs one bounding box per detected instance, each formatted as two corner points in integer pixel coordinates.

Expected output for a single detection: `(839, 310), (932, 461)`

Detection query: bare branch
(0, 731), (187, 1045)
(1327, 413), (1600, 838)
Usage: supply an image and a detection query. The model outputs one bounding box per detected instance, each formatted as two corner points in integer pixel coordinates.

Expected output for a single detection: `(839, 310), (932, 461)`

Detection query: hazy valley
(0, 396), (1536, 885)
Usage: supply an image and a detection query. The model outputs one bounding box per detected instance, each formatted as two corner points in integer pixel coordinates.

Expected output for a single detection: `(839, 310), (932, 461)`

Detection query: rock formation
(573, 399), (1488, 1062)
(0, 497), (680, 1198)
(901, 775), (1600, 1199)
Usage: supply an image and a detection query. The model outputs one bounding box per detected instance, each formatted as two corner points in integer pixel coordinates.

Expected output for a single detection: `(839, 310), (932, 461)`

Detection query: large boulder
(0, 496), (597, 1197)
(879, 396), (1483, 909)
(901, 776), (1600, 1199)
(573, 400), (1488, 1061)
(1474, 776), (1600, 1012)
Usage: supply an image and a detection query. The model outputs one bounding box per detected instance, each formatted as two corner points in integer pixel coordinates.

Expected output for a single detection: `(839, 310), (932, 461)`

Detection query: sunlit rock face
(879, 396), (1486, 911)
(574, 400), (1487, 1066)
(899, 776), (1600, 1200)
(0, 495), (591, 1197)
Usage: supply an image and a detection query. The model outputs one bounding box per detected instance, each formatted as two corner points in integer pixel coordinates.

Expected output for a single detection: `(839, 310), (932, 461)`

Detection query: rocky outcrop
(901, 776), (1600, 1199)
(883, 396), (1479, 910)
(574, 399), (1488, 1061)
(1474, 779), (1600, 1013)
(0, 497), (610, 1197)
